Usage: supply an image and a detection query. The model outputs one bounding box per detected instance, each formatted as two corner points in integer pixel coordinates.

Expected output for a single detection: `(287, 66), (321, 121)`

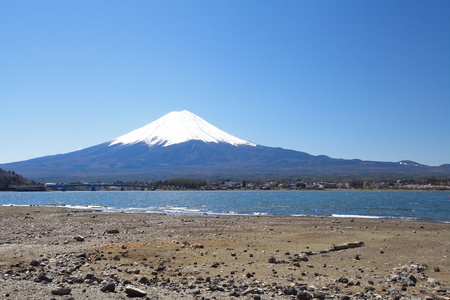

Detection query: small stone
(417, 264), (428, 272)
(100, 280), (116, 292)
(408, 274), (418, 283)
(73, 235), (84, 242)
(268, 256), (277, 264)
(29, 260), (40, 266)
(387, 287), (399, 294)
(37, 272), (53, 282)
(297, 291), (313, 300)
(70, 275), (84, 283)
(434, 267), (440, 272)
(283, 286), (297, 295)
(299, 253), (309, 261)
(242, 287), (255, 295)
(51, 287), (71, 295)
(390, 274), (400, 282)
(189, 289), (201, 295)
(364, 285), (375, 292)
(155, 265), (165, 272)
(4, 269), (13, 275)
(139, 277), (150, 285)
(105, 229), (119, 234)
(427, 277), (440, 285)
(125, 285), (147, 297)
(229, 290), (240, 297)
(354, 254), (360, 260)
(337, 277), (349, 283)
(75, 252), (86, 258)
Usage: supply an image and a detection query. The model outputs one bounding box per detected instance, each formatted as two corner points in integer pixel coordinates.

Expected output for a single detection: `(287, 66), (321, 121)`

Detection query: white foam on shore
(4, 204), (447, 223)
(331, 214), (384, 219)
(58, 205), (105, 210)
(253, 212), (268, 216)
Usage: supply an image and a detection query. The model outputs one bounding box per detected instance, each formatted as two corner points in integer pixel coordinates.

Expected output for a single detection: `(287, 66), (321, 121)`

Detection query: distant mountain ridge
(1, 111), (449, 182)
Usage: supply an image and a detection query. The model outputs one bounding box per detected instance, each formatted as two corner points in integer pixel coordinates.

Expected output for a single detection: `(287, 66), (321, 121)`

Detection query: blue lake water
(0, 190), (449, 222)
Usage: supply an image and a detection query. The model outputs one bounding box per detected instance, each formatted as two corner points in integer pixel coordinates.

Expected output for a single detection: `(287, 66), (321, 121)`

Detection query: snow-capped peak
(109, 110), (256, 147)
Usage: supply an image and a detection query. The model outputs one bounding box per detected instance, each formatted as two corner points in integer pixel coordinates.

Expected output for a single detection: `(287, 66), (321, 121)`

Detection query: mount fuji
(2, 110), (449, 182)
(109, 110), (256, 148)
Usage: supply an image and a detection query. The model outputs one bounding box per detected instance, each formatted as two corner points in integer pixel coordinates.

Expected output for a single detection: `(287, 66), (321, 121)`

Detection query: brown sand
(0, 206), (448, 299)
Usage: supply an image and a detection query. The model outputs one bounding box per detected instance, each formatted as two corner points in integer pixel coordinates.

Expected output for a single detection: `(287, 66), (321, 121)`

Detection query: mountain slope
(1, 111), (449, 181)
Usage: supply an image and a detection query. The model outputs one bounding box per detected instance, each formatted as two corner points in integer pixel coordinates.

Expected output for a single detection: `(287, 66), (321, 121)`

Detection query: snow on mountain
(110, 110), (256, 147)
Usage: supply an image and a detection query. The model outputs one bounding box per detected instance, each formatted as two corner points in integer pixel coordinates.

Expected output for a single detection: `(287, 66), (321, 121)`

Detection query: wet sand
(0, 206), (448, 299)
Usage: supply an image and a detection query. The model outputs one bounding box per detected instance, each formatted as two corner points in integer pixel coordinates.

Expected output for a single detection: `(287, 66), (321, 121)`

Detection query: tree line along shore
(1, 168), (449, 191)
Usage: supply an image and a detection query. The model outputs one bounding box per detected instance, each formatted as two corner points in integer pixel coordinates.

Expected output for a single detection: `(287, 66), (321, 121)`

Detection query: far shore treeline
(1, 168), (449, 191)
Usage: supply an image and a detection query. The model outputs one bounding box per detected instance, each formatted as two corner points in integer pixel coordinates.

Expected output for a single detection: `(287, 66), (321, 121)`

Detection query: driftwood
(329, 241), (365, 251)
(294, 241), (365, 262)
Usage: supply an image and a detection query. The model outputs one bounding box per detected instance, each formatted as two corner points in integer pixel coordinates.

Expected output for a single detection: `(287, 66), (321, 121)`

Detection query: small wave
(144, 210), (165, 214)
(331, 214), (384, 219)
(61, 205), (105, 210)
(163, 207), (202, 213)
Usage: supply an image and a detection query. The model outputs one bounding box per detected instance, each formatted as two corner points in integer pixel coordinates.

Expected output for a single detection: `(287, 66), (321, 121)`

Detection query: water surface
(1, 190), (448, 222)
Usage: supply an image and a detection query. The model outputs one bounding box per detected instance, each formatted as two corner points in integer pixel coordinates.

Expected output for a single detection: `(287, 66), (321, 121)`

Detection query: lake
(0, 190), (449, 222)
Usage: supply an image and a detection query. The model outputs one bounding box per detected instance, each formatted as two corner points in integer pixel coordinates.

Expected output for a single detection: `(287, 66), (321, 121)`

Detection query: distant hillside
(0, 168), (31, 188)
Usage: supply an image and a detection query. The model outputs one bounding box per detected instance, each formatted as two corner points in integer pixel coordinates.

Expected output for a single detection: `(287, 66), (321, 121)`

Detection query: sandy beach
(0, 206), (448, 299)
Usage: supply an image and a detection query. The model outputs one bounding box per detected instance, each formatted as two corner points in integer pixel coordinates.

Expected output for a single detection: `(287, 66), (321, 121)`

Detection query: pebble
(37, 272), (53, 282)
(242, 287), (256, 295)
(297, 291), (313, 299)
(267, 256), (277, 263)
(100, 280), (117, 293)
(51, 286), (71, 295)
(29, 260), (40, 266)
(73, 235), (85, 242)
(427, 277), (440, 285)
(125, 285), (147, 297)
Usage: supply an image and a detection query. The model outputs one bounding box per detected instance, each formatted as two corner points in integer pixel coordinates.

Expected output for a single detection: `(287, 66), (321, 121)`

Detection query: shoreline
(2, 187), (450, 192)
(2, 203), (450, 224)
(0, 206), (448, 299)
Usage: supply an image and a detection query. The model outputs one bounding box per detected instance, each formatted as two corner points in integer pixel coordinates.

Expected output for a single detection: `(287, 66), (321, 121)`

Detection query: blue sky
(1, 1), (449, 166)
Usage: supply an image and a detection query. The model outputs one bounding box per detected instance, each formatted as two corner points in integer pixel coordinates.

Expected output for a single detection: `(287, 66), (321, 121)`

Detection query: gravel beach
(0, 206), (448, 299)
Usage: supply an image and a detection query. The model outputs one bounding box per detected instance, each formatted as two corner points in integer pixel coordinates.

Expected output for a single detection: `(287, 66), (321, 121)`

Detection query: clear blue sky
(1, 1), (449, 166)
